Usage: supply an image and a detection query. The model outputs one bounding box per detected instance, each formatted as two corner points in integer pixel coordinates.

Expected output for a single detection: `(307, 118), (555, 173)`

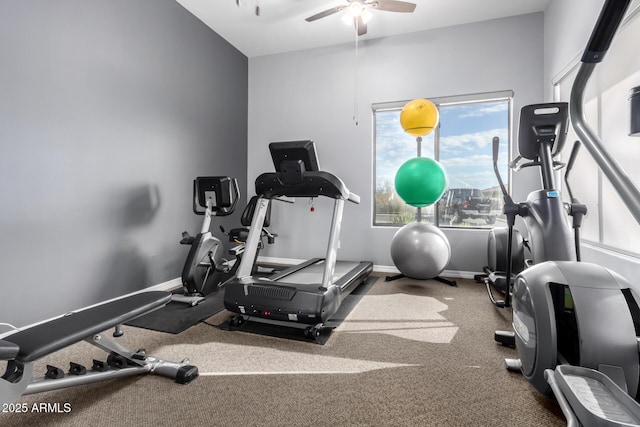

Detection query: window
(373, 91), (512, 228)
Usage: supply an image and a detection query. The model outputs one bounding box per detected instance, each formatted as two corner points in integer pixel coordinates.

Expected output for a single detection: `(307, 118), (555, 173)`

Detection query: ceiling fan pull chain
(353, 19), (359, 126)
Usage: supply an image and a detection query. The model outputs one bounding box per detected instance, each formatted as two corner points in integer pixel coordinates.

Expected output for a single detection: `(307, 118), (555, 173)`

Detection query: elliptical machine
(502, 1), (640, 425)
(484, 102), (587, 311)
(172, 176), (239, 306)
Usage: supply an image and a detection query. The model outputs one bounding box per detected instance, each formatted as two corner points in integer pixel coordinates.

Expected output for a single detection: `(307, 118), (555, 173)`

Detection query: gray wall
(0, 0), (248, 328)
(248, 13), (544, 274)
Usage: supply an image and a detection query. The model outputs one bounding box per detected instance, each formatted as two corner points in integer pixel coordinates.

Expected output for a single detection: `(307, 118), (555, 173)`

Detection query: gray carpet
(0, 275), (565, 426)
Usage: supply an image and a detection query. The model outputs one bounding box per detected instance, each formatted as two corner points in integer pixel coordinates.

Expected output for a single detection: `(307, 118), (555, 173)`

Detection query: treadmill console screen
(269, 140), (320, 172)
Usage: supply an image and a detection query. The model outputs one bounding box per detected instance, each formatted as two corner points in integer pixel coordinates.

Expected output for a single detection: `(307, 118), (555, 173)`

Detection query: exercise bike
(483, 102), (586, 311)
(222, 195), (279, 277)
(500, 1), (640, 425)
(172, 176), (240, 306)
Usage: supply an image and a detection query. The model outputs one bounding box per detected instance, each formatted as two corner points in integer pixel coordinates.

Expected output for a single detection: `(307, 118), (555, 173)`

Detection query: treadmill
(223, 140), (373, 339)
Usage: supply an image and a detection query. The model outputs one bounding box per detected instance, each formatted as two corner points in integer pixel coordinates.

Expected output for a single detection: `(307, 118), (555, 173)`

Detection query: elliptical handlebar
(570, 0), (640, 225)
(582, 0), (631, 63)
(508, 155), (522, 169)
(492, 137), (512, 207)
(509, 158), (566, 172)
(488, 136), (518, 308)
(563, 140), (588, 262)
(564, 141), (581, 202)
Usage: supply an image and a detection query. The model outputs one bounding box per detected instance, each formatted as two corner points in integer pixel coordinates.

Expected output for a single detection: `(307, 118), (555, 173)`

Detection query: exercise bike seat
(228, 196), (272, 243)
(1, 291), (170, 363)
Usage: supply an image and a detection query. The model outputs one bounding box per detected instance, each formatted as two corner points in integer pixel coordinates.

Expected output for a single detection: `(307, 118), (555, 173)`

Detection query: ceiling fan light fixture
(305, 0), (415, 35)
(348, 2), (365, 17)
(342, 6), (372, 26)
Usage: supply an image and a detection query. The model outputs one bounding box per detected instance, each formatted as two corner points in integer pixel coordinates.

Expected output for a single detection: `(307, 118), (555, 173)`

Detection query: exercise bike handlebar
(223, 178), (241, 215)
(192, 177), (240, 217)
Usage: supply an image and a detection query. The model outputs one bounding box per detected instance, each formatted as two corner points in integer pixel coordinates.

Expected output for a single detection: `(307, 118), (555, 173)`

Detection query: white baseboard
(257, 256), (480, 280)
(147, 277), (182, 292)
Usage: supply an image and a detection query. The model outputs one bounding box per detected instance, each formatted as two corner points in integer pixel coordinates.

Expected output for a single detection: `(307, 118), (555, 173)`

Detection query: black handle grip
(582, 0), (631, 63)
(492, 136), (500, 163)
(566, 140), (581, 174)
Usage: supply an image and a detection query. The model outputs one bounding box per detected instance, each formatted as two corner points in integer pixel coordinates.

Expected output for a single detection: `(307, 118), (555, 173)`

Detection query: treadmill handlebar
(256, 170), (357, 201)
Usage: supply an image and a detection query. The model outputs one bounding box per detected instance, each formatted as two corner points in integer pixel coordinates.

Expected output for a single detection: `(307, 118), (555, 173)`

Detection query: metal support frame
(321, 198), (345, 289)
(235, 197), (270, 280)
(1, 332), (196, 405)
(570, 63), (640, 226)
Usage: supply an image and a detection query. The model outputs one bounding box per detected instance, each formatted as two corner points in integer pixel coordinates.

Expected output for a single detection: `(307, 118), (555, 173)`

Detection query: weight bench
(0, 291), (198, 405)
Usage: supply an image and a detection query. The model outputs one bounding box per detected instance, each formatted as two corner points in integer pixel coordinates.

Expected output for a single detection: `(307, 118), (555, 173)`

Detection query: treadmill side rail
(322, 198), (345, 289)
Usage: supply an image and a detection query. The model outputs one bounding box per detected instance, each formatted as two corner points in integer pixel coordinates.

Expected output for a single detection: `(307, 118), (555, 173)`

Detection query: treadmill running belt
(278, 260), (364, 285)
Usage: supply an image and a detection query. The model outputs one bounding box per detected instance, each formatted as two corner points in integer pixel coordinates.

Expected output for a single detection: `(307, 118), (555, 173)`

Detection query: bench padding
(0, 339), (20, 360)
(2, 291), (171, 363)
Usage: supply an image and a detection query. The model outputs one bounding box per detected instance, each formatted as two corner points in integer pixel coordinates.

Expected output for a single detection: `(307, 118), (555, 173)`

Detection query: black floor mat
(217, 276), (377, 345)
(125, 288), (226, 334)
(126, 266), (282, 334)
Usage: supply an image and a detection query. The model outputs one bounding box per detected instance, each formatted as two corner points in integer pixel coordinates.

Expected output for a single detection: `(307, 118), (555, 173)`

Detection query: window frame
(372, 90), (514, 228)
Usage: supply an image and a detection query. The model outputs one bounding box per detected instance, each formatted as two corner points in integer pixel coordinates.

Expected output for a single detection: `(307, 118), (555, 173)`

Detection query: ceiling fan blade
(356, 16), (368, 36)
(370, 0), (416, 13)
(305, 6), (346, 22)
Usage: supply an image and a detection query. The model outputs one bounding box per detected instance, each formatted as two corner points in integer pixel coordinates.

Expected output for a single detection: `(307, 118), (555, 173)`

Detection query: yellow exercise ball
(400, 99), (439, 137)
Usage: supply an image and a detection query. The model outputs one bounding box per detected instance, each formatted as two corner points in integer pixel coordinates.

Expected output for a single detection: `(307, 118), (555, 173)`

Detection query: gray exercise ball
(390, 222), (451, 279)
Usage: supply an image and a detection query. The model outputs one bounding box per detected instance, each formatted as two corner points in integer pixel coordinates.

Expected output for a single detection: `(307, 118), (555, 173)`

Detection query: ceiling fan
(236, 0), (260, 16)
(305, 0), (417, 36)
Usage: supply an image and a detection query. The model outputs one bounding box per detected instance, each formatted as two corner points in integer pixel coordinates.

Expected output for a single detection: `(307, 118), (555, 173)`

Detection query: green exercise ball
(395, 157), (447, 208)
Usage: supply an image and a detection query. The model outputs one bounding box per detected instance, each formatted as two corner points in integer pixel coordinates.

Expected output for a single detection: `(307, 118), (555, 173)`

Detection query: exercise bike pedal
(171, 293), (205, 306)
(180, 231), (195, 245)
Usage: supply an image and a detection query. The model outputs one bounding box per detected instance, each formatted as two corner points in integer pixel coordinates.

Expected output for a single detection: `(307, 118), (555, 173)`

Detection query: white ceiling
(176, 0), (551, 58)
